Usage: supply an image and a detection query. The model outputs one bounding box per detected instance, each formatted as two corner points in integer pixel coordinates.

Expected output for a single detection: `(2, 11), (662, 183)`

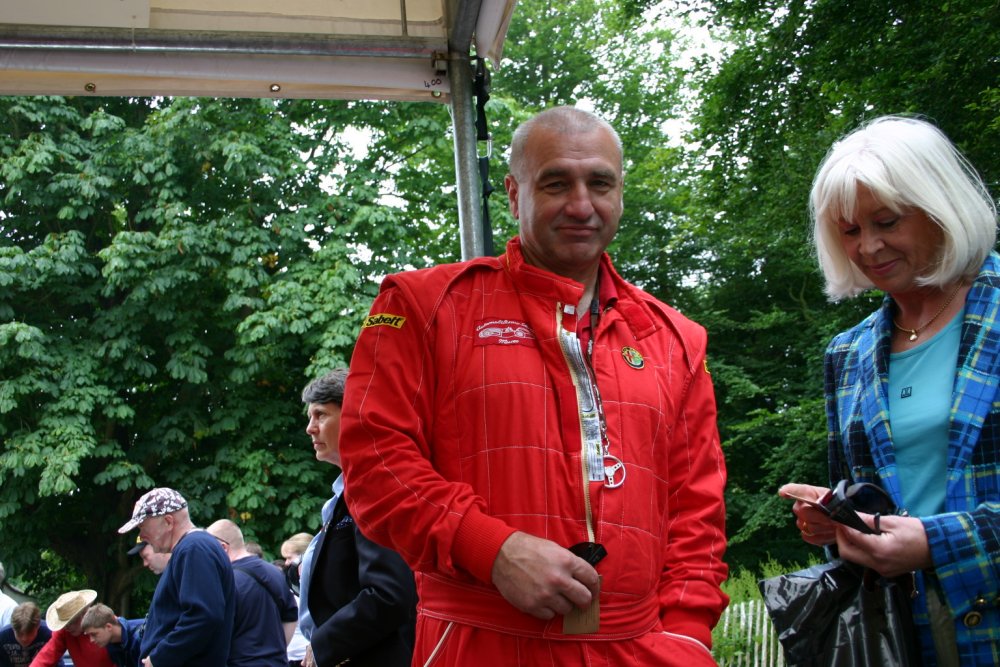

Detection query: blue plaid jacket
(825, 252), (1000, 666)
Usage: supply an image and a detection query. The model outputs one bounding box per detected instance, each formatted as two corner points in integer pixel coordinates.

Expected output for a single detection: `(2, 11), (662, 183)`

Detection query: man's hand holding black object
(491, 531), (600, 620)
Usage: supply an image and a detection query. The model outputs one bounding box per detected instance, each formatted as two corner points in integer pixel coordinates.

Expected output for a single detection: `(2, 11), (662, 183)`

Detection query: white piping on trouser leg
(661, 631), (712, 656)
(422, 621), (455, 667)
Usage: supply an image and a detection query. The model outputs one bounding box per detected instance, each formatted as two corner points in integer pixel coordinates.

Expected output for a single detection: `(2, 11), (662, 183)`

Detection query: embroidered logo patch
(621, 346), (644, 369)
(362, 313), (406, 329)
(475, 318), (537, 347)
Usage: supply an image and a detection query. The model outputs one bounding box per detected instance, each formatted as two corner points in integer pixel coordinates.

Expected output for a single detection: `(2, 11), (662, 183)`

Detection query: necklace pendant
(603, 455), (626, 488)
(908, 331), (918, 342)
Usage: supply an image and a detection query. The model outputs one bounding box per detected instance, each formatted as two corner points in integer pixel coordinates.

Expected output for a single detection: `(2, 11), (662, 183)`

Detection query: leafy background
(1, 0), (998, 621)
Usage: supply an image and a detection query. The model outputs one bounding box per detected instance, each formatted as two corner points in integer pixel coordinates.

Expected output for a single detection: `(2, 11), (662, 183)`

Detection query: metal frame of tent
(0, 0), (517, 259)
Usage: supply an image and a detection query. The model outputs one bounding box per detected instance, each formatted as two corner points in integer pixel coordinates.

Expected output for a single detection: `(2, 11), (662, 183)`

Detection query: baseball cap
(118, 487), (188, 534)
(127, 536), (148, 556)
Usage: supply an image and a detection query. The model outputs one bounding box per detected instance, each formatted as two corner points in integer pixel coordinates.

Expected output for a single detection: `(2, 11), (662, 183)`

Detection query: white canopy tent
(0, 0), (517, 257)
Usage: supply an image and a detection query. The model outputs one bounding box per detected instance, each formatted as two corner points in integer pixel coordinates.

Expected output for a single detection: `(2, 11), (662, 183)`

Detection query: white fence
(715, 599), (785, 667)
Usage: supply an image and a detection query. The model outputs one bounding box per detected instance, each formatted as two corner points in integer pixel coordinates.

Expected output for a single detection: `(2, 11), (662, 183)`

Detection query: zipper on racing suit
(554, 300), (608, 544)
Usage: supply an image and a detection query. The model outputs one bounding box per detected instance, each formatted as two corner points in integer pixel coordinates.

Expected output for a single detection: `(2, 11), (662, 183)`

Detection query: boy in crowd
(0, 602), (60, 667)
(80, 604), (143, 667)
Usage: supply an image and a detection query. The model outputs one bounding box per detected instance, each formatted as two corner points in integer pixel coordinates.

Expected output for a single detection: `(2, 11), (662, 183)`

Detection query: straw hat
(46, 589), (97, 631)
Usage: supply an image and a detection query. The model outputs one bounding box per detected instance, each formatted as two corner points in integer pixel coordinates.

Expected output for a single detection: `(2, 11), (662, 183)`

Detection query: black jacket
(307, 493), (417, 667)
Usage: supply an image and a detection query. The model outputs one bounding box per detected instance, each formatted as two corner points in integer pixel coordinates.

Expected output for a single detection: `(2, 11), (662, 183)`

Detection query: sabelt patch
(362, 313), (406, 329)
(475, 318), (537, 347)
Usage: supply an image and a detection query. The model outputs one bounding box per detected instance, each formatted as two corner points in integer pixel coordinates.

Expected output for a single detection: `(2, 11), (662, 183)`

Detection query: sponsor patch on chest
(474, 318), (537, 347)
(621, 346), (645, 369)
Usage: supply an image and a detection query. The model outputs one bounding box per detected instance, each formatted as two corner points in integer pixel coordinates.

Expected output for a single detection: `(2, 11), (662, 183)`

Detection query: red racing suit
(340, 237), (728, 664)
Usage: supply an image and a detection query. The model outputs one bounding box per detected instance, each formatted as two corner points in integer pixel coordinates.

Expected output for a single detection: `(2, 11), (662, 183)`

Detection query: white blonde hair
(811, 115), (997, 300)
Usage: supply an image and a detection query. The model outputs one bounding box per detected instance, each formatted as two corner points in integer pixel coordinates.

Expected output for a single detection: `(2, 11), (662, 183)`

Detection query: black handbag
(759, 559), (921, 666)
(760, 480), (923, 666)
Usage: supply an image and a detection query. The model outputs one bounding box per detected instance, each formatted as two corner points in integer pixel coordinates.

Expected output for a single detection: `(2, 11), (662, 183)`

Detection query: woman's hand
(780, 484), (933, 576)
(835, 513), (932, 577)
(778, 483), (837, 546)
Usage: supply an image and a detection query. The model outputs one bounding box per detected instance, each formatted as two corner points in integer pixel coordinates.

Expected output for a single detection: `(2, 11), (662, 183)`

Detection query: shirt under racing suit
(340, 237), (729, 665)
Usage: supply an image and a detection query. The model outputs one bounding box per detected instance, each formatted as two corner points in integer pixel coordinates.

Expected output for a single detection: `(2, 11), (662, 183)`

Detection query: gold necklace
(892, 281), (964, 342)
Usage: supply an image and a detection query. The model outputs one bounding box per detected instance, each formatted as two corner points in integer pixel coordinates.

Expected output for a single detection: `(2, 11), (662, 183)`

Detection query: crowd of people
(0, 364), (421, 667)
(0, 479), (409, 667)
(1, 107), (996, 666)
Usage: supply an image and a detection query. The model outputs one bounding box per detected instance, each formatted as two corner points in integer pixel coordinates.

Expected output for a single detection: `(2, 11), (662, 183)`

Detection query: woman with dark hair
(296, 369), (416, 667)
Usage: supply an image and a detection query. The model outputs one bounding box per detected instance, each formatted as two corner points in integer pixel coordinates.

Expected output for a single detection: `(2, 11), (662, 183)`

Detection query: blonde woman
(280, 532), (313, 667)
(782, 115), (999, 666)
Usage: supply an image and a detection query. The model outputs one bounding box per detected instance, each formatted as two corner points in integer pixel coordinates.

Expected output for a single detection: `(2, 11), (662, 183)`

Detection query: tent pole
(449, 53), (484, 260)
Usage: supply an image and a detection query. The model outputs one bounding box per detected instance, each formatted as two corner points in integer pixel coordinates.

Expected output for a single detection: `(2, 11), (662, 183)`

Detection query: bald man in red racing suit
(339, 106), (728, 666)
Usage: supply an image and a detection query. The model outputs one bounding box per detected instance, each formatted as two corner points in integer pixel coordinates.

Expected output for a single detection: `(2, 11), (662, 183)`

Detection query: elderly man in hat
(28, 590), (112, 667)
(118, 487), (235, 667)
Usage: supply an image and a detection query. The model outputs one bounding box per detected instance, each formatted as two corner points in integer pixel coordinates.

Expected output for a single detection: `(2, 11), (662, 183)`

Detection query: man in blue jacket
(80, 604), (143, 667)
(206, 519), (298, 667)
(118, 487), (236, 667)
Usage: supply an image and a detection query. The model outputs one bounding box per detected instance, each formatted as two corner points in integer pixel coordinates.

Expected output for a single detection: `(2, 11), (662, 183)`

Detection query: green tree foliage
(681, 0), (1000, 569)
(0, 95), (457, 612)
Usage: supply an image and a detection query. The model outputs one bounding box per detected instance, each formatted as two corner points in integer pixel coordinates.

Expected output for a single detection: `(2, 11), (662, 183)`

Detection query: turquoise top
(888, 310), (963, 516)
